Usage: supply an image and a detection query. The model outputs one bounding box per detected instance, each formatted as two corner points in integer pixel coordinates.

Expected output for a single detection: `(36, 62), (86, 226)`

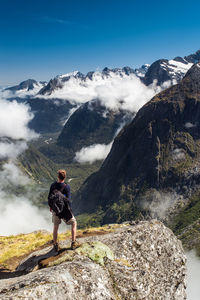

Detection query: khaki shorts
(52, 212), (76, 226)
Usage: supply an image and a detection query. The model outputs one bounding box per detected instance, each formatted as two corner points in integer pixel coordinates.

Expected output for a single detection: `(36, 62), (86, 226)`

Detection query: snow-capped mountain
(3, 49), (200, 101)
(2, 49), (200, 152)
(37, 50), (200, 97)
(5, 79), (47, 97)
(142, 57), (193, 85)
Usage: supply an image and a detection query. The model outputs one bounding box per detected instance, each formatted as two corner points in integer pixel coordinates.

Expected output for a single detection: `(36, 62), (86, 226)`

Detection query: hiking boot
(71, 240), (80, 250)
(53, 243), (59, 252)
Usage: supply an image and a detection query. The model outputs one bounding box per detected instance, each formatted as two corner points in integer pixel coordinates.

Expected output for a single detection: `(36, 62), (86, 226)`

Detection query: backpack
(48, 184), (73, 221)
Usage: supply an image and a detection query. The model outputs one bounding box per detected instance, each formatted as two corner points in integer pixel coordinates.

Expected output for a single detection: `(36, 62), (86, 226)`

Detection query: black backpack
(48, 185), (73, 221)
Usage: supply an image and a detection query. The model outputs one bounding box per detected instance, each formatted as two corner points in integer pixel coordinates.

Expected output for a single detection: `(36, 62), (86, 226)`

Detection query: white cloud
(0, 98), (38, 140)
(171, 148), (186, 161)
(141, 190), (180, 219)
(186, 251), (200, 300)
(185, 122), (196, 128)
(75, 142), (113, 164)
(37, 72), (172, 113)
(0, 141), (27, 159)
(0, 194), (51, 235)
(0, 96), (53, 235)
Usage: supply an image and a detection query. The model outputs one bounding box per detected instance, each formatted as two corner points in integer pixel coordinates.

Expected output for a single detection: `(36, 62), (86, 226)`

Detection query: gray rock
(0, 220), (186, 299)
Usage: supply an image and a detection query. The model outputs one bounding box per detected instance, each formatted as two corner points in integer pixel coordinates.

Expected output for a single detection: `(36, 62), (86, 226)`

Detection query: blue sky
(0, 0), (200, 85)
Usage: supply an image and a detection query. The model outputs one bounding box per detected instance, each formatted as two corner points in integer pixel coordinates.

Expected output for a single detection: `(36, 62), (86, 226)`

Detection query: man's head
(57, 169), (66, 181)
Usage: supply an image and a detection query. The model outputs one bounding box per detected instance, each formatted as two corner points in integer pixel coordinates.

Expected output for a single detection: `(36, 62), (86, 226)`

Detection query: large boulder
(0, 220), (186, 299)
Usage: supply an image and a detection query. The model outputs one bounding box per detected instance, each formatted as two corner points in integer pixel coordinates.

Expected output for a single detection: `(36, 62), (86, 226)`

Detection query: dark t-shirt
(48, 181), (72, 209)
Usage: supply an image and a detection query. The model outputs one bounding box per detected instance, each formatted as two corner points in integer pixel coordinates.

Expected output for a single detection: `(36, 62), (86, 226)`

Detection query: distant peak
(184, 63), (200, 80)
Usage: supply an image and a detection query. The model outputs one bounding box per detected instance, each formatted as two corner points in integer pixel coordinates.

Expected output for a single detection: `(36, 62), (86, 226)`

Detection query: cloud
(0, 98), (38, 140)
(141, 190), (180, 219)
(75, 142), (113, 164)
(0, 141), (27, 159)
(38, 72), (171, 114)
(185, 122), (196, 128)
(0, 194), (51, 236)
(186, 251), (200, 300)
(171, 148), (186, 161)
(0, 96), (54, 235)
(40, 16), (76, 26)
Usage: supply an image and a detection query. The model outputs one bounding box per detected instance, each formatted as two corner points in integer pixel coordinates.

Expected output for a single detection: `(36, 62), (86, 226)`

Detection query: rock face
(57, 99), (133, 162)
(73, 63), (200, 222)
(0, 221), (186, 299)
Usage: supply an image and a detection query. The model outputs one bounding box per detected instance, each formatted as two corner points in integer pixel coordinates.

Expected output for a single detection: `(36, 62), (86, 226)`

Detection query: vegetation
(0, 224), (126, 270)
(169, 192), (200, 255)
(76, 209), (105, 229)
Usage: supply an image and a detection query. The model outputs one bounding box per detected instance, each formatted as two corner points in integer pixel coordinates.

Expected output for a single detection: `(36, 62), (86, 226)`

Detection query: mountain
(3, 49), (200, 163)
(73, 63), (200, 225)
(184, 49), (200, 63)
(142, 57), (193, 86)
(33, 50), (200, 97)
(5, 96), (74, 134)
(5, 79), (46, 96)
(39, 71), (85, 95)
(4, 50), (200, 101)
(54, 100), (133, 162)
(18, 144), (57, 182)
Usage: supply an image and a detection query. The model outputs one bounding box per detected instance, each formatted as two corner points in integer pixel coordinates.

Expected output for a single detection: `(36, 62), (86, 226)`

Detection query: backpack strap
(60, 183), (67, 194)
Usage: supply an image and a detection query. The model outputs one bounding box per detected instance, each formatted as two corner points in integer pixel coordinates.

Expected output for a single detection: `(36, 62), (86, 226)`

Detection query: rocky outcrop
(0, 221), (186, 299)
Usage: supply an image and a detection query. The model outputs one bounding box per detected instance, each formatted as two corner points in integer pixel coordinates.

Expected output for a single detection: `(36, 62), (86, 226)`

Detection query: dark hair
(57, 169), (66, 181)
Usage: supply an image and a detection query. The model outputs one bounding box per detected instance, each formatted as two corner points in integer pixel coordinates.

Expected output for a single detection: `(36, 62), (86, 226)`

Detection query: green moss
(43, 241), (114, 268)
(76, 241), (114, 265)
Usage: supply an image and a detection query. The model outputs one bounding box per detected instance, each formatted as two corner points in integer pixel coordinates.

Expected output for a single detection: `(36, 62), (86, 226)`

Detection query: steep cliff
(73, 64), (200, 224)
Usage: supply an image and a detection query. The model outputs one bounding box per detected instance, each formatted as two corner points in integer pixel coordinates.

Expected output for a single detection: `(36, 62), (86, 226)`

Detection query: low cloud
(0, 194), (51, 235)
(0, 141), (27, 159)
(0, 96), (53, 235)
(171, 148), (186, 161)
(75, 142), (113, 164)
(141, 190), (180, 219)
(186, 251), (200, 300)
(0, 98), (38, 140)
(38, 72), (172, 113)
(185, 122), (196, 128)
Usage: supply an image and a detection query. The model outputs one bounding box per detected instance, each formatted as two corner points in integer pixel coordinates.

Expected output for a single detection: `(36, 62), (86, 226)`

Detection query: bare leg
(71, 220), (77, 242)
(53, 223), (59, 244)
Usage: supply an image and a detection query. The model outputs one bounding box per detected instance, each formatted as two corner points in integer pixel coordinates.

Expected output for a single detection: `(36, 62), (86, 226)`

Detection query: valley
(1, 49), (200, 258)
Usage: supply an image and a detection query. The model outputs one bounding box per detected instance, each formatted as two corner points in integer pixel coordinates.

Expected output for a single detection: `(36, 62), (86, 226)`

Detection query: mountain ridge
(72, 63), (200, 224)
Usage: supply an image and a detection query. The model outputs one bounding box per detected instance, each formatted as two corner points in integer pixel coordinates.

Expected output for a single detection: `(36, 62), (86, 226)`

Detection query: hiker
(48, 169), (79, 251)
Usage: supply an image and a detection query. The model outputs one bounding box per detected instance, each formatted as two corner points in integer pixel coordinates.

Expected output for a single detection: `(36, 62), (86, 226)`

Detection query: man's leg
(53, 223), (59, 245)
(52, 213), (61, 248)
(71, 219), (77, 242)
(64, 217), (80, 249)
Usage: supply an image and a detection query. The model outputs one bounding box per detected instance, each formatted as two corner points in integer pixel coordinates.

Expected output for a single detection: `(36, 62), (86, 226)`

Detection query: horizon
(1, 0), (200, 86)
(2, 46), (200, 88)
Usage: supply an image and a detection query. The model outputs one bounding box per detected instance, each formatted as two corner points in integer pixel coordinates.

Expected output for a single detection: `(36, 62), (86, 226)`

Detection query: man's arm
(48, 183), (55, 210)
(64, 184), (72, 208)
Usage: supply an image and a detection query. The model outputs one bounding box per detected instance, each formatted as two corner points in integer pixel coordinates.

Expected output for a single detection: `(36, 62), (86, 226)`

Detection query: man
(48, 169), (79, 251)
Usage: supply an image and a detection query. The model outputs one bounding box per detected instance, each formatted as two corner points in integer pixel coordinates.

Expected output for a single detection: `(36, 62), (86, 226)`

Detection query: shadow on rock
(0, 268), (27, 280)
(16, 247), (60, 273)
